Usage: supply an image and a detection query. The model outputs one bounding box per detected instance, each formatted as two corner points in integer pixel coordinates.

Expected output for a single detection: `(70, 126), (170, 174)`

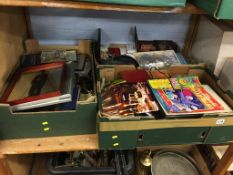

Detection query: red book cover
(0, 62), (65, 106)
(120, 70), (150, 83)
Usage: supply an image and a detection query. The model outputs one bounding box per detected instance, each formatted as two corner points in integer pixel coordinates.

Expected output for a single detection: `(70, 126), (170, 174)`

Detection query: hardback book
(148, 76), (231, 116)
(101, 82), (159, 117)
(0, 62), (74, 112)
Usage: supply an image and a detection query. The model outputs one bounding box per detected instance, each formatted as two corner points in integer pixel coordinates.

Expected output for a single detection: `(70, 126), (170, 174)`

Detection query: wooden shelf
(0, 134), (98, 155)
(0, 0), (206, 14)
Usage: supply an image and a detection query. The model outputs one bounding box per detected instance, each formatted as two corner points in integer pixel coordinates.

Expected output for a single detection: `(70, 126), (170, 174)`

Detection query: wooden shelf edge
(191, 146), (211, 175)
(0, 1), (206, 14)
(0, 134), (99, 155)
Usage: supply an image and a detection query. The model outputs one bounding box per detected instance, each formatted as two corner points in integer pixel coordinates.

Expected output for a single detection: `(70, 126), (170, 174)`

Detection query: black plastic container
(47, 150), (135, 175)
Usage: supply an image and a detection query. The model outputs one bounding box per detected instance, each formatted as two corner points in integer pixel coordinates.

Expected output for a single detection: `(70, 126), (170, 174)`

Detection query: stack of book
(148, 76), (232, 117)
(101, 72), (232, 119)
(0, 50), (88, 112)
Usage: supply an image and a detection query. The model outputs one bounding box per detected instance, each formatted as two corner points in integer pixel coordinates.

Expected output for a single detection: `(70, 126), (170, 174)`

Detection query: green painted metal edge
(77, 0), (186, 7)
(217, 0), (233, 20)
(191, 0), (233, 19)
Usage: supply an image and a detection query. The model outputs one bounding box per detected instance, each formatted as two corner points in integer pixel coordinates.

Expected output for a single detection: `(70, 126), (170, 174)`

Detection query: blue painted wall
(29, 8), (191, 49)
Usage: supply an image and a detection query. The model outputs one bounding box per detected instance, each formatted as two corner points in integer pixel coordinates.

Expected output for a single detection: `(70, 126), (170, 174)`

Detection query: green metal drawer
(205, 126), (233, 144)
(99, 131), (138, 149)
(191, 0), (233, 19)
(99, 127), (211, 149)
(137, 127), (210, 147)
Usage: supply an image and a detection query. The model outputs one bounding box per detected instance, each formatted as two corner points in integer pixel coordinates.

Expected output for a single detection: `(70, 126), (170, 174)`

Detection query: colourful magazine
(148, 76), (229, 116)
(170, 76), (202, 89)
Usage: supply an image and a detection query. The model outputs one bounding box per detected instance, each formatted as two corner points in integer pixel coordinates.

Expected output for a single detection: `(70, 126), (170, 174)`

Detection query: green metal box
(77, 0), (186, 7)
(97, 65), (233, 149)
(191, 0), (233, 19)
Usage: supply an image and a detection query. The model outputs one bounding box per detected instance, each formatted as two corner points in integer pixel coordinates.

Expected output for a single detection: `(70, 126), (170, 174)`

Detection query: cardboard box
(97, 65), (233, 149)
(0, 40), (97, 140)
